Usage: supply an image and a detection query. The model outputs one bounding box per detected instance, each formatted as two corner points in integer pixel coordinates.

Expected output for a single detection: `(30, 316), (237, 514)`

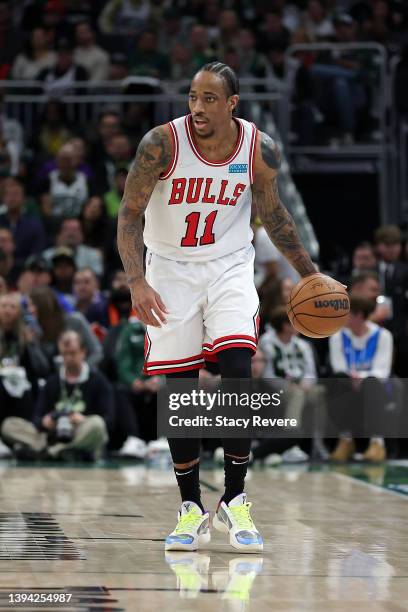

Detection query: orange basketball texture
(287, 273), (350, 338)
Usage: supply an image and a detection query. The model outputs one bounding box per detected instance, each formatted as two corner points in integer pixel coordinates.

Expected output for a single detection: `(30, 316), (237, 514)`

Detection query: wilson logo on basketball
(314, 299), (349, 311)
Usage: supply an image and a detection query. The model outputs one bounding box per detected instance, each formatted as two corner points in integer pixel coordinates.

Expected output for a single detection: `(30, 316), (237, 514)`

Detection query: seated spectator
(11, 26), (56, 80)
(214, 9), (241, 60)
(0, 292), (49, 429)
(350, 241), (377, 278)
(81, 196), (115, 251)
(328, 296), (395, 463)
(258, 11), (291, 53)
(36, 137), (94, 184)
(88, 110), (122, 166)
(103, 168), (127, 218)
(108, 52), (129, 81)
(19, 256), (52, 294)
(351, 271), (392, 325)
(259, 276), (295, 334)
(128, 30), (170, 79)
(309, 13), (371, 144)
(74, 21), (109, 82)
(40, 143), (90, 222)
(94, 133), (132, 194)
(0, 91), (23, 162)
(30, 286), (103, 369)
(43, 218), (104, 277)
(33, 99), (73, 158)
(260, 307), (322, 462)
(170, 43), (193, 81)
(0, 1), (22, 78)
(48, 248), (77, 310)
(0, 227), (21, 288)
(114, 315), (162, 456)
(2, 330), (112, 461)
(299, 0), (334, 42)
(38, 37), (89, 97)
(0, 178), (46, 262)
(73, 267), (108, 327)
(99, 0), (151, 36)
(189, 25), (217, 75)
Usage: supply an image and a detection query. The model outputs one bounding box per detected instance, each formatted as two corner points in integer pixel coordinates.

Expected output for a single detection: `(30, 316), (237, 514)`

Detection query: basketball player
(118, 62), (323, 553)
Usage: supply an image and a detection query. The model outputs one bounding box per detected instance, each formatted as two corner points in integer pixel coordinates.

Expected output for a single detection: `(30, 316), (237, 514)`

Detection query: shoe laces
(229, 501), (254, 530)
(175, 508), (203, 533)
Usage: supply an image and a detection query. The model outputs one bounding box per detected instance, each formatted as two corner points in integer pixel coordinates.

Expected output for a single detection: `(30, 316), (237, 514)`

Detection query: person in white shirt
(328, 296), (394, 463)
(74, 22), (109, 82)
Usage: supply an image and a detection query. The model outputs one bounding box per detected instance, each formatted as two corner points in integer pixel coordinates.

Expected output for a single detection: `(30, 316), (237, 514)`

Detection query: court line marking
(334, 472), (408, 499)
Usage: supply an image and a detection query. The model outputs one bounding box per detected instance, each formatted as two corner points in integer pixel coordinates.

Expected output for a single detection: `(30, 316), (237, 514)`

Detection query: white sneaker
(118, 436), (147, 459)
(213, 493), (263, 553)
(146, 437), (169, 457)
(281, 445), (309, 463)
(213, 447), (224, 464)
(165, 501), (211, 552)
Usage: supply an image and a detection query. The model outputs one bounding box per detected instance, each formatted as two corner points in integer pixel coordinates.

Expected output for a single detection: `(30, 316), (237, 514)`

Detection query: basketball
(287, 273), (350, 338)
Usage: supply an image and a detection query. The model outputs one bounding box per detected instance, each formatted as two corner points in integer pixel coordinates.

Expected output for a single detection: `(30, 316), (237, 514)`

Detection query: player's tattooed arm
(117, 125), (172, 326)
(252, 131), (317, 278)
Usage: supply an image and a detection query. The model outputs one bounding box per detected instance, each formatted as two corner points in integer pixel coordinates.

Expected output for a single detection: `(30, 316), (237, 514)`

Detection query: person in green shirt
(104, 167), (127, 218)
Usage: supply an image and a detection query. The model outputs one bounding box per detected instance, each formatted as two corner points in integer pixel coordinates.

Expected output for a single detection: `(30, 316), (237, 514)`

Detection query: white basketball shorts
(143, 245), (260, 375)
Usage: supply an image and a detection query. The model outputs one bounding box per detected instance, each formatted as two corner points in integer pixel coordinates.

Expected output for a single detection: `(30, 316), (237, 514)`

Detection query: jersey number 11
(181, 211), (218, 247)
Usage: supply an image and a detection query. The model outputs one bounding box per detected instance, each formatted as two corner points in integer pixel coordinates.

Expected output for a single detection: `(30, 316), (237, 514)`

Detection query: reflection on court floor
(0, 461), (406, 611)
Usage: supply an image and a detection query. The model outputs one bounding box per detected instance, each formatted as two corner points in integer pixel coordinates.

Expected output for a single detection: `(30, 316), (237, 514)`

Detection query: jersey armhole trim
(159, 122), (179, 180)
(249, 123), (258, 184)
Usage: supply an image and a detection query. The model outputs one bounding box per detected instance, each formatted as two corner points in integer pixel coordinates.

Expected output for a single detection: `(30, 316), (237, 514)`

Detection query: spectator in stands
(299, 0), (334, 42)
(189, 25), (217, 75)
(259, 306), (321, 462)
(214, 10), (241, 60)
(73, 267), (108, 327)
(0, 274), (6, 294)
(0, 91), (24, 173)
(108, 52), (129, 81)
(74, 21), (109, 82)
(99, 0), (151, 36)
(38, 37), (89, 97)
(350, 271), (392, 325)
(237, 29), (268, 81)
(36, 137), (93, 185)
(49, 247), (76, 309)
(309, 13), (370, 144)
(259, 276), (295, 334)
(40, 143), (90, 221)
(157, 8), (186, 56)
(115, 315), (162, 454)
(350, 241), (377, 278)
(30, 287), (103, 369)
(0, 1), (22, 78)
(328, 296), (394, 463)
(374, 224), (408, 376)
(128, 30), (170, 79)
(81, 195), (115, 253)
(94, 133), (132, 194)
(0, 178), (46, 262)
(88, 110), (122, 165)
(34, 99), (73, 158)
(0, 228), (20, 288)
(11, 26), (56, 80)
(0, 292), (49, 430)
(170, 43), (193, 81)
(44, 218), (103, 278)
(2, 330), (112, 460)
(258, 11), (291, 53)
(103, 168), (127, 218)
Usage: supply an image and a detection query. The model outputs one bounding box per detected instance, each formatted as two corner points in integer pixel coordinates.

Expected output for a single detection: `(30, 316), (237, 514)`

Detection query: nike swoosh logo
(175, 469), (193, 476)
(232, 460), (248, 465)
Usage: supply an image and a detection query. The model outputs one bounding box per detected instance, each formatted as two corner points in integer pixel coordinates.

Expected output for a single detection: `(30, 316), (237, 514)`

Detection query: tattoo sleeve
(253, 132), (316, 277)
(117, 126), (172, 284)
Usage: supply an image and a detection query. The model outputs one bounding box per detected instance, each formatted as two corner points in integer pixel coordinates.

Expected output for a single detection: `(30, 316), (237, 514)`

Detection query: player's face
(188, 72), (238, 139)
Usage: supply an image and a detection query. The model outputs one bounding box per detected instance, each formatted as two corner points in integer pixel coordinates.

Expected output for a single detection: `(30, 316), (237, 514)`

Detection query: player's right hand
(129, 279), (169, 327)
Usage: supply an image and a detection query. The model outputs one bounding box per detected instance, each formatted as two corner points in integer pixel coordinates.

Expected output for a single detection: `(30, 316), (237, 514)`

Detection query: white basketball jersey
(144, 114), (257, 261)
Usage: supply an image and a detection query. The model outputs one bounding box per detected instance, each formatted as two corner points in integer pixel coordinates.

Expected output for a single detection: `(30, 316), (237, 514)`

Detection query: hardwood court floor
(0, 461), (406, 611)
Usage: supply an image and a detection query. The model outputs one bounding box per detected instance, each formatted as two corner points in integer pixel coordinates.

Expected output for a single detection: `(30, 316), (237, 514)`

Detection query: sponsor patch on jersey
(229, 163), (248, 174)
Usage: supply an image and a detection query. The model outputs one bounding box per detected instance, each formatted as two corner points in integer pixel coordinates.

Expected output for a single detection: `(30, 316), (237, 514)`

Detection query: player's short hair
(349, 296), (375, 319)
(199, 62), (239, 97)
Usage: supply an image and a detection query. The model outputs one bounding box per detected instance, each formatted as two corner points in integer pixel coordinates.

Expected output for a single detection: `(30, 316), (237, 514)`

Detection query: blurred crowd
(0, 0), (406, 464)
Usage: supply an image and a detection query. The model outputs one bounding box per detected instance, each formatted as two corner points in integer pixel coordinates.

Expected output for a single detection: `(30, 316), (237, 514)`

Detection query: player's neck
(193, 117), (238, 161)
